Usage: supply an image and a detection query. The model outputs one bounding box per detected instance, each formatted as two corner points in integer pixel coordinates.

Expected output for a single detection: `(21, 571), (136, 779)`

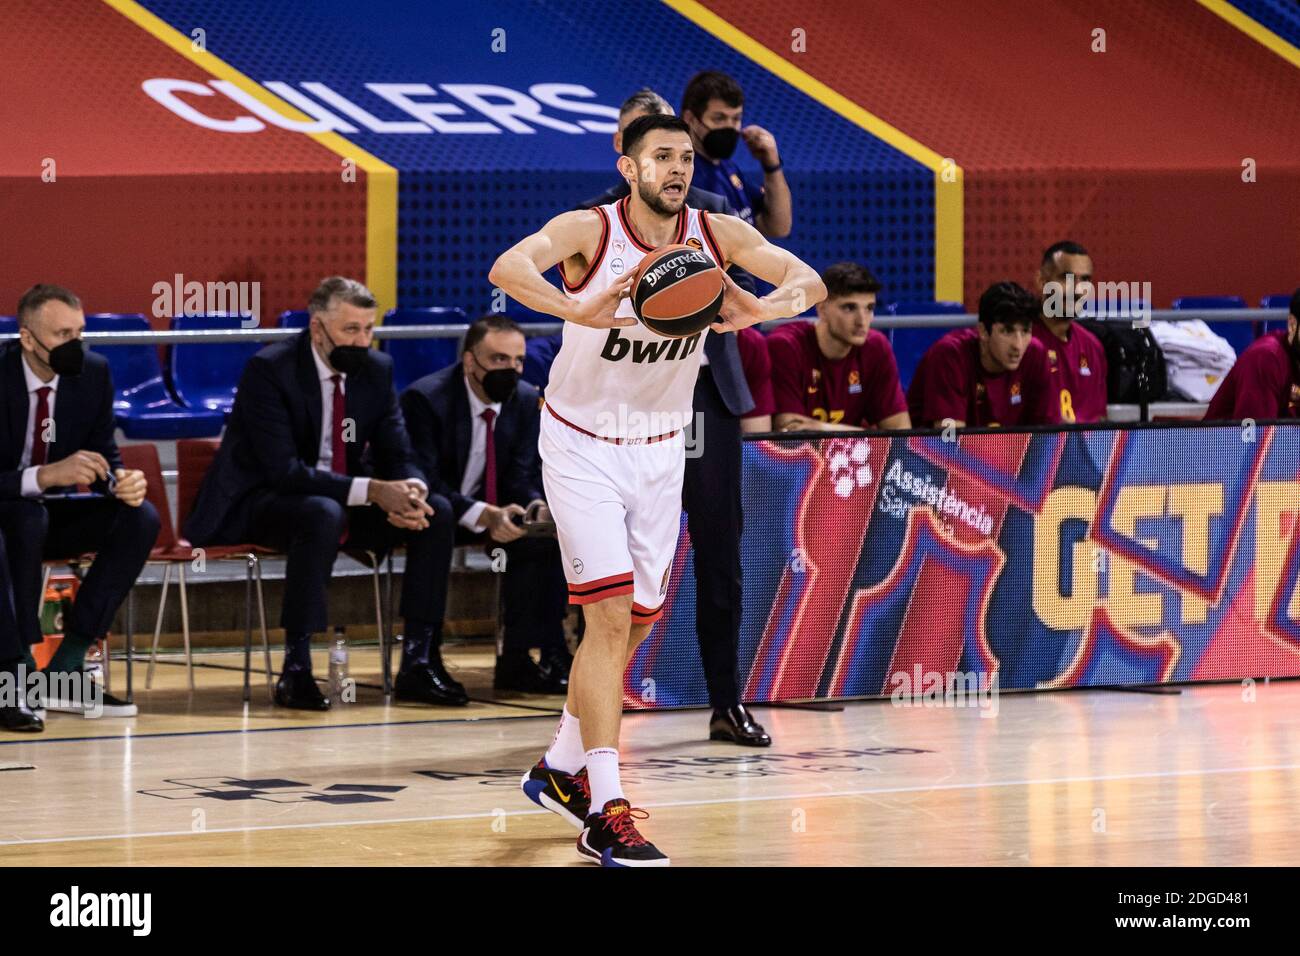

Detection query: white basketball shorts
(539, 405), (686, 625)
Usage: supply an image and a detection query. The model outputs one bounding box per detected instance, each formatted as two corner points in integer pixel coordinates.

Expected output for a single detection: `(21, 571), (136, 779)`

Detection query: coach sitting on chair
(0, 284), (158, 730)
(401, 315), (570, 694)
(183, 276), (467, 710)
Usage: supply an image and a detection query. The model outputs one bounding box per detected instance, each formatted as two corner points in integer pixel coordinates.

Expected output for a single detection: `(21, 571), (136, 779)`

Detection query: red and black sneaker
(520, 759), (590, 830)
(577, 799), (669, 867)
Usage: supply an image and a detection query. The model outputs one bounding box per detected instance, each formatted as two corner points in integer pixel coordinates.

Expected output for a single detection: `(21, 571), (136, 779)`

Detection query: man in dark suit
(184, 276), (466, 710)
(401, 315), (570, 693)
(574, 89), (771, 746)
(0, 284), (159, 731)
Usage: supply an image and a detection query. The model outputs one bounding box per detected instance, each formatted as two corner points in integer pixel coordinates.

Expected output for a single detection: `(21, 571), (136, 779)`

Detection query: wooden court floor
(2, 646), (1299, 866)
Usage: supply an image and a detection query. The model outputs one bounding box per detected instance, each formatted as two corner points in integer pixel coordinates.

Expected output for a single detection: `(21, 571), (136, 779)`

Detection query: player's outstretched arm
(488, 210), (636, 330)
(707, 213), (827, 332)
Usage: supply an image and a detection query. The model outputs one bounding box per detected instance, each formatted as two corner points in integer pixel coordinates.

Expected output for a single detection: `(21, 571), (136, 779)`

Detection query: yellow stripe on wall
(662, 0), (963, 301)
(1196, 0), (1300, 70)
(102, 0), (398, 317)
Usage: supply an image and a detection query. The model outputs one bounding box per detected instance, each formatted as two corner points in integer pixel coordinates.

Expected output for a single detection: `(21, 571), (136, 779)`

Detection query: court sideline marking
(4, 760), (1297, 848)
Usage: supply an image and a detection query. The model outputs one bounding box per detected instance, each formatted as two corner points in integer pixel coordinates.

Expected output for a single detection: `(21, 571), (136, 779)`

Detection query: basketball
(630, 243), (724, 338)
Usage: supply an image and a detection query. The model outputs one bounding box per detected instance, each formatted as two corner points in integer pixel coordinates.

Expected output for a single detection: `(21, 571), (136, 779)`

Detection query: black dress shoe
(0, 700), (44, 733)
(495, 653), (566, 694)
(709, 705), (771, 747)
(274, 670), (330, 711)
(395, 665), (469, 706)
(426, 650), (466, 697)
(538, 647), (572, 690)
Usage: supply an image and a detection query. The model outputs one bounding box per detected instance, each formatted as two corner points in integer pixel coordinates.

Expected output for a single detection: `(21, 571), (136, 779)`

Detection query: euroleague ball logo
(643, 250), (708, 287)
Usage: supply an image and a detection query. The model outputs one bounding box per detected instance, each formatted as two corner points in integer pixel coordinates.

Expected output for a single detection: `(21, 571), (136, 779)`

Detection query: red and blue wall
(11, 0), (1299, 327)
(631, 425), (1300, 707)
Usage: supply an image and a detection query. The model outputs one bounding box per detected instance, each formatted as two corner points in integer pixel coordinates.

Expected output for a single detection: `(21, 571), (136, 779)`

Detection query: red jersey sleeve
(767, 326), (810, 417)
(1023, 342), (1059, 425)
(736, 327), (775, 418)
(1229, 347), (1287, 419)
(915, 335), (972, 426)
(861, 331), (908, 425)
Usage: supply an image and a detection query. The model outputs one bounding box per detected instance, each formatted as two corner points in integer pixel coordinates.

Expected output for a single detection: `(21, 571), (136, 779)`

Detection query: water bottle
(329, 628), (349, 703)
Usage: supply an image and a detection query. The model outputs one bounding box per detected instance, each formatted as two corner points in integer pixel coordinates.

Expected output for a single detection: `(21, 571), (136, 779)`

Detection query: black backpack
(1076, 319), (1168, 404)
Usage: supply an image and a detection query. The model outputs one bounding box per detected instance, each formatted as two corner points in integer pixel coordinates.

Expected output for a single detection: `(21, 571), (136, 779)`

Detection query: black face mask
(471, 354), (519, 404)
(30, 331), (85, 377)
(318, 323), (371, 376)
(700, 124), (740, 160)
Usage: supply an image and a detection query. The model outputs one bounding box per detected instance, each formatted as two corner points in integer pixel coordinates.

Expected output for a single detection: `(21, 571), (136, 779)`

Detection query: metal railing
(0, 306), (1286, 344)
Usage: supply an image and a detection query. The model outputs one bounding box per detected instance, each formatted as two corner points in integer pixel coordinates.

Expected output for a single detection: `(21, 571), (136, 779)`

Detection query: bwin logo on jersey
(600, 329), (701, 364)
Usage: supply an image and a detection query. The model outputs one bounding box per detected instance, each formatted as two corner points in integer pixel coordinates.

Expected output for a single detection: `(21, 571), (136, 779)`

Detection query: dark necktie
(481, 407), (497, 505)
(330, 374), (347, 475)
(30, 386), (52, 466)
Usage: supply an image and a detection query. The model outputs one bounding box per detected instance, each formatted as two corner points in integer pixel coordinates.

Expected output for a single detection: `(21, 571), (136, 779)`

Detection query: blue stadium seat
(1171, 295), (1252, 355)
(167, 314), (263, 419)
(1261, 294), (1292, 334)
(523, 333), (563, 391)
(381, 307), (468, 392)
(84, 313), (224, 439)
(884, 301), (966, 390)
(279, 310), (310, 328)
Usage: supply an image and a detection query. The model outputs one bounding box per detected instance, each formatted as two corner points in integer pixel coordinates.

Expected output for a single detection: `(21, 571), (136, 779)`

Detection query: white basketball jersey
(545, 197), (726, 440)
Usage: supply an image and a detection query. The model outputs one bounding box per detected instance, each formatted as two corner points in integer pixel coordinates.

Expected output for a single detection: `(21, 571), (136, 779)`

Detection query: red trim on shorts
(631, 601), (665, 624)
(544, 401), (680, 444)
(569, 572), (635, 604)
(560, 206), (609, 293)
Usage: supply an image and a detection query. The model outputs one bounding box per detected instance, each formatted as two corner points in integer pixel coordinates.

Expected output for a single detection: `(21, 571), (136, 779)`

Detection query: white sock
(585, 747), (624, 811)
(543, 706), (585, 773)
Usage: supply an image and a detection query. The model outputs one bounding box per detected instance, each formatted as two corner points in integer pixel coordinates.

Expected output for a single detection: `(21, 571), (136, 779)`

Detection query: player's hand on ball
(111, 467), (147, 507)
(712, 271), (770, 332)
(566, 272), (637, 329)
(484, 503), (527, 543)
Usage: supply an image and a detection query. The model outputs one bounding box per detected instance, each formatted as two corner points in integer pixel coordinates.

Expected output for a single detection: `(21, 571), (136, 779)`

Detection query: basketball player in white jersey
(489, 114), (825, 866)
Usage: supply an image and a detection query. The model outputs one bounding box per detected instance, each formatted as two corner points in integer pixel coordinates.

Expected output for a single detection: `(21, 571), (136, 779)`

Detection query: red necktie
(30, 386), (51, 467)
(330, 374), (347, 475)
(482, 408), (497, 505)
